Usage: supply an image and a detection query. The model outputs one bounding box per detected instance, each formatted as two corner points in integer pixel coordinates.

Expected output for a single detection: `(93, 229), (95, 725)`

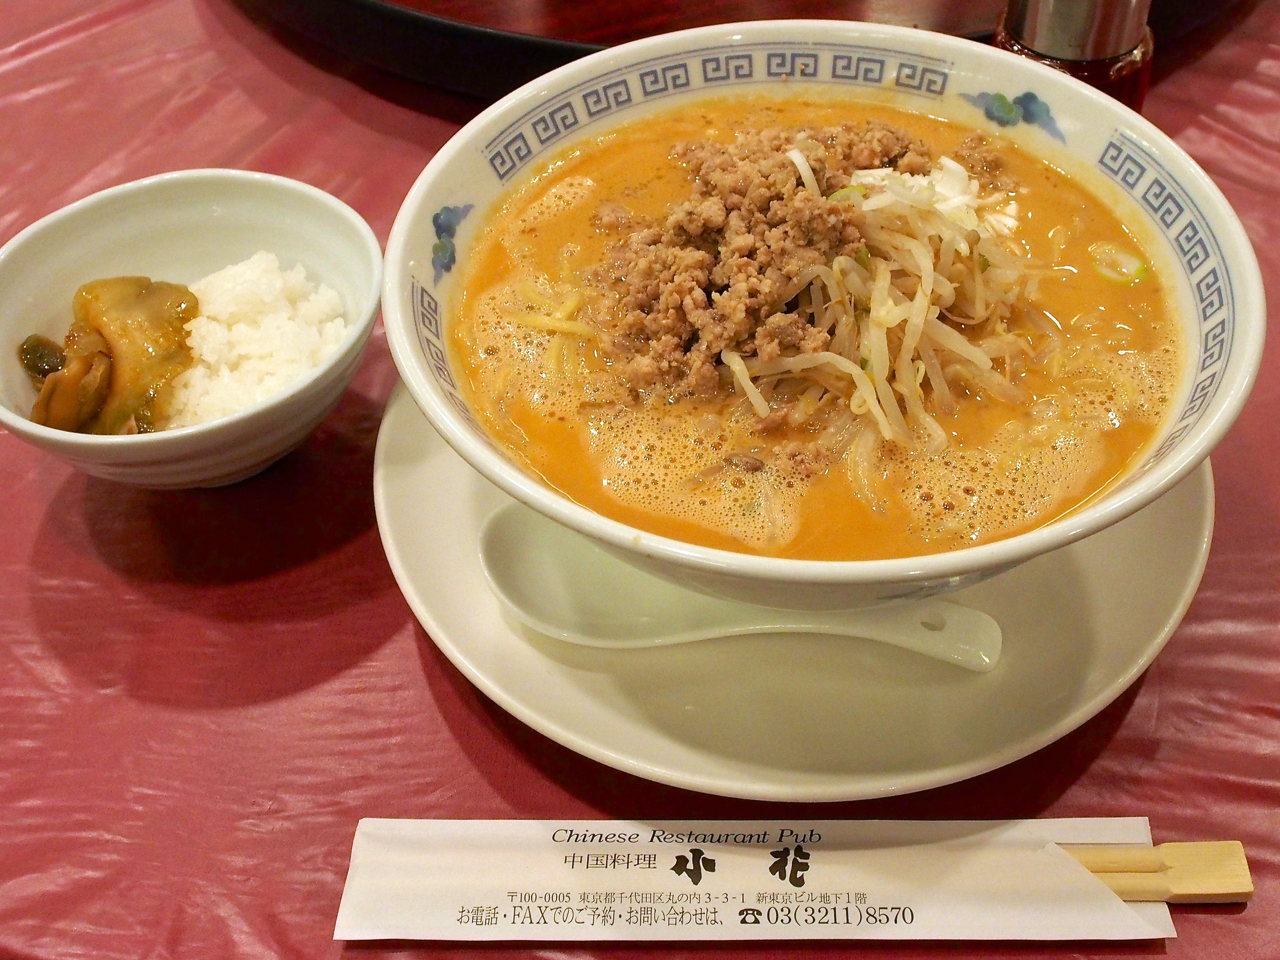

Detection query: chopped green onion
(828, 184), (866, 203)
(1089, 241), (1147, 284)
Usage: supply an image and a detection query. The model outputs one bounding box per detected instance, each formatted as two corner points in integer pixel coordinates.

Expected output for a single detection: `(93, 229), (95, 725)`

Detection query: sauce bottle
(994, 0), (1154, 110)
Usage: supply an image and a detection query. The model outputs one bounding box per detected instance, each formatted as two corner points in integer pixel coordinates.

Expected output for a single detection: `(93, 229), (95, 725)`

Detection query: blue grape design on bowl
(431, 204), (473, 284)
(961, 91), (1065, 142)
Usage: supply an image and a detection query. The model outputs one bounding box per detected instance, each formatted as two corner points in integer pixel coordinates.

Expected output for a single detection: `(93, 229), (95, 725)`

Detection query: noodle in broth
(449, 96), (1184, 560)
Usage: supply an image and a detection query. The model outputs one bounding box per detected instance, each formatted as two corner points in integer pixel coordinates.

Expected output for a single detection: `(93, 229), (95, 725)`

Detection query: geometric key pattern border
(412, 279), (484, 436)
(484, 42), (952, 183)
(439, 74), (1233, 473)
(1097, 132), (1236, 465)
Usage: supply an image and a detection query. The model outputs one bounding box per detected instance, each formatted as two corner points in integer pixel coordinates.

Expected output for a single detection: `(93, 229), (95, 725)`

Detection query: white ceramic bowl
(0, 169), (382, 488)
(384, 20), (1264, 610)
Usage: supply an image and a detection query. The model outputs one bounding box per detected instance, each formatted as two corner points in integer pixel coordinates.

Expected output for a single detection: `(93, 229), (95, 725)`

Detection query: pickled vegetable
(23, 277), (198, 434)
(18, 334), (66, 381)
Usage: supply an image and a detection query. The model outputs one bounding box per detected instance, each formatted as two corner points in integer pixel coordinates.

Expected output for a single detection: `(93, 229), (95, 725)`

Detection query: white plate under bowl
(374, 384), (1214, 802)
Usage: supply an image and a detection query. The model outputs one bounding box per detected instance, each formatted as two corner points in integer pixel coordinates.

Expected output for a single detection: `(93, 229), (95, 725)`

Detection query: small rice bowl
(165, 251), (347, 427)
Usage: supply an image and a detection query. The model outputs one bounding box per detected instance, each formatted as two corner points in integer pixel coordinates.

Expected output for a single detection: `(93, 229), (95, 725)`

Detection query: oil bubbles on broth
(449, 95), (1184, 561)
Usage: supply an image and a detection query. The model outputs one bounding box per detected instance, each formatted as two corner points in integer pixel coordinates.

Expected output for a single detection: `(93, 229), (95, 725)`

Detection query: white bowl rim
(384, 18), (1265, 587)
(0, 167), (384, 447)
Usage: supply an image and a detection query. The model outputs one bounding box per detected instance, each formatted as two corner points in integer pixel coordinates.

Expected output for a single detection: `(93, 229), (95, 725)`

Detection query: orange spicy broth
(449, 96), (1183, 560)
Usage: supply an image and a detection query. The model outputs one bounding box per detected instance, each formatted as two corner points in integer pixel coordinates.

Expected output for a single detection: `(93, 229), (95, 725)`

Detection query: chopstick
(1062, 841), (1253, 903)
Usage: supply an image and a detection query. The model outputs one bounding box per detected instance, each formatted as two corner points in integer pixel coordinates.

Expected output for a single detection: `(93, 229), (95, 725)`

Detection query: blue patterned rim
(404, 32), (1249, 493)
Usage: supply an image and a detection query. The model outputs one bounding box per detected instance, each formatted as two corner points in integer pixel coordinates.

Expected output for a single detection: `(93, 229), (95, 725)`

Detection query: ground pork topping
(603, 120), (932, 393)
(953, 133), (1017, 193)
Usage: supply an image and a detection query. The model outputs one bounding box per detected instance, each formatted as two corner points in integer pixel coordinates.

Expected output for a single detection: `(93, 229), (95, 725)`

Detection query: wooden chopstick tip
(1062, 841), (1253, 904)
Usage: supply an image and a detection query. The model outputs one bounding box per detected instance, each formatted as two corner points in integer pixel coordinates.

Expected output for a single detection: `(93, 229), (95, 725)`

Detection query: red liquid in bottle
(994, 17), (1153, 111)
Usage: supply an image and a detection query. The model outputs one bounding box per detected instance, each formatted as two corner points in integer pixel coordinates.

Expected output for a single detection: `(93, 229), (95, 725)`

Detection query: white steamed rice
(165, 251), (347, 428)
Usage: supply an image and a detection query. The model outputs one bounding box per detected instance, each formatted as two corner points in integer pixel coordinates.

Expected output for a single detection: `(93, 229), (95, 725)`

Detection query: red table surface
(1, 1), (1277, 958)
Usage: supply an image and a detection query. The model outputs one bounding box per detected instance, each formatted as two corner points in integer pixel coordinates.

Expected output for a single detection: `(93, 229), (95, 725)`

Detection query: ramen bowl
(383, 20), (1263, 610)
(0, 169), (382, 488)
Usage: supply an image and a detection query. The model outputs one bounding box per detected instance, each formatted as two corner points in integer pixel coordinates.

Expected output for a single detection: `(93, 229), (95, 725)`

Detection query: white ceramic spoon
(478, 502), (1002, 672)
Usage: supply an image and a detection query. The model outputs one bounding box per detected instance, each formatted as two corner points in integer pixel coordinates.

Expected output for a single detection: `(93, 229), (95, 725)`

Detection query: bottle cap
(1002, 0), (1152, 61)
